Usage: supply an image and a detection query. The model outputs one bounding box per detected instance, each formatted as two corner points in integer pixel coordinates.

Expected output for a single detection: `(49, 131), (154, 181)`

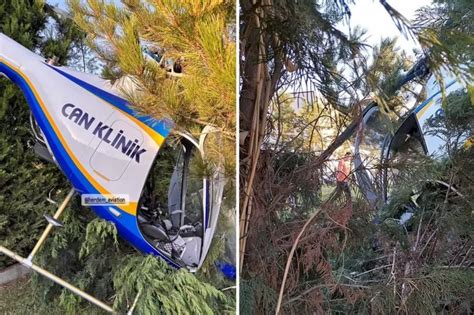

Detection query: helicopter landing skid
(0, 188), (139, 314)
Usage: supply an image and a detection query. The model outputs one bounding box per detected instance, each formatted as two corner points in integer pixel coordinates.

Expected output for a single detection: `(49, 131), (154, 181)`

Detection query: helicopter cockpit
(137, 135), (207, 268)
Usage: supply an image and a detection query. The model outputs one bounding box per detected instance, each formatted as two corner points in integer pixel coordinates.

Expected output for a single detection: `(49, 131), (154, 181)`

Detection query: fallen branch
(352, 264), (393, 278)
(283, 283), (370, 306)
(275, 207), (324, 314)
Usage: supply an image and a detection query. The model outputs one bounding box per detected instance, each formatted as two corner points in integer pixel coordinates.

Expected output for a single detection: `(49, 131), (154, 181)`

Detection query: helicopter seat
(139, 222), (168, 242)
(170, 209), (183, 229)
(138, 213), (176, 241)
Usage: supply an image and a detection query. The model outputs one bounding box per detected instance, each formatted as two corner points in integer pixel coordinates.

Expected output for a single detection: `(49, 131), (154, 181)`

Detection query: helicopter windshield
(383, 113), (427, 201)
(354, 105), (393, 206)
(137, 136), (205, 268)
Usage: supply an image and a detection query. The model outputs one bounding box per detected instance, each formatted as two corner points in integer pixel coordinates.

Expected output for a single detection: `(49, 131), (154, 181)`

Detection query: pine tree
(0, 0), (80, 268)
(413, 0), (473, 82)
(69, 0), (236, 178)
(239, 1), (472, 314)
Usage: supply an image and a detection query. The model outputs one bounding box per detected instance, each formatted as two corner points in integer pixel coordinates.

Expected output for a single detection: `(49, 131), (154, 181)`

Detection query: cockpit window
(137, 136), (205, 267)
(384, 115), (426, 200)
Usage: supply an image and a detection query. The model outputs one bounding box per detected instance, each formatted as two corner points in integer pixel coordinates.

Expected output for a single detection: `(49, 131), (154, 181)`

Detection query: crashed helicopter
(353, 57), (471, 210)
(0, 33), (225, 312)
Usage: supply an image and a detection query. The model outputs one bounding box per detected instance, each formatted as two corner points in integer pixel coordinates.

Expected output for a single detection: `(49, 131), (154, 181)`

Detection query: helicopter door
(381, 113), (426, 201)
(167, 144), (187, 229)
(354, 104), (394, 208)
(137, 136), (206, 268)
(197, 126), (226, 267)
(137, 128), (225, 270)
(168, 137), (205, 267)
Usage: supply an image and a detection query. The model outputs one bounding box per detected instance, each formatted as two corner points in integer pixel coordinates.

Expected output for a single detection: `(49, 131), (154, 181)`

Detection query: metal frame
(0, 188), (121, 314)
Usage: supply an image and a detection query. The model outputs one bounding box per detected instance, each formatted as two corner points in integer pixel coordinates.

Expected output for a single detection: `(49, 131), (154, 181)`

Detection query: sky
(51, 0), (433, 95)
(53, 0), (432, 55)
(346, 0), (433, 56)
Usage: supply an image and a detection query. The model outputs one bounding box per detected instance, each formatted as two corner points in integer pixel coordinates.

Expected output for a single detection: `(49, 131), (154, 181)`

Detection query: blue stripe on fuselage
(414, 79), (457, 113)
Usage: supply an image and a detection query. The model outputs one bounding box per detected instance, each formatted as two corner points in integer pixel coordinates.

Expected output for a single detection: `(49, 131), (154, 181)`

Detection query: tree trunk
(239, 0), (283, 271)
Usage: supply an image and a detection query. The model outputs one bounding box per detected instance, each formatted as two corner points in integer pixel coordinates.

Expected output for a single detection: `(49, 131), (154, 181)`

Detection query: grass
(0, 276), (60, 315)
(0, 276), (107, 315)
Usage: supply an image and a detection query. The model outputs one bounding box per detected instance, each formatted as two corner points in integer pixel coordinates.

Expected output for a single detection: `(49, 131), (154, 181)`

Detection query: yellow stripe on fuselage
(0, 58), (161, 216)
(416, 100), (434, 120)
